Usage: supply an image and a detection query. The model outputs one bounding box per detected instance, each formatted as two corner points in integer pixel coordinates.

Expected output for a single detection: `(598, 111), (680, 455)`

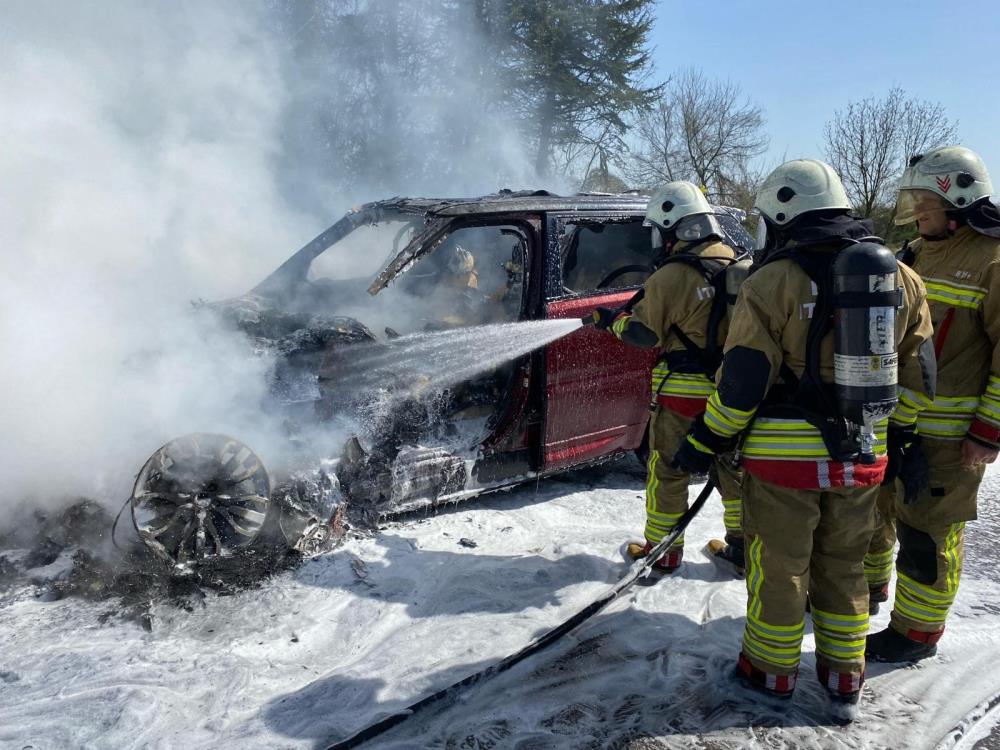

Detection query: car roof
(388, 190), (650, 217)
(387, 190), (748, 223)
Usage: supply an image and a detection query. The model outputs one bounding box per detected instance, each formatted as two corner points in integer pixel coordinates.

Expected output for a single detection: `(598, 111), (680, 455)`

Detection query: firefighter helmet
(644, 181), (713, 230)
(447, 245), (475, 274)
(754, 159), (851, 226)
(895, 146), (994, 225)
(645, 181), (723, 249)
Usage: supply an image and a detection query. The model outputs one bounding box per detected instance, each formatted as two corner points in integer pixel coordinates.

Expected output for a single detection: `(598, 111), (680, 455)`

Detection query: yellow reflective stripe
(746, 536), (764, 619)
(896, 573), (956, 605)
(746, 611), (806, 635)
(916, 414), (973, 438)
(946, 523), (964, 593)
(646, 508), (684, 523)
(746, 617), (804, 643)
(986, 376), (1000, 399)
(611, 314), (629, 337)
(899, 387), (933, 409)
(645, 452), (659, 513)
(811, 607), (868, 631)
(894, 592), (949, 624)
(814, 637), (866, 661)
(722, 496), (742, 532)
(705, 392), (754, 437)
(864, 548), (894, 584)
(741, 637), (802, 668)
(688, 436), (714, 455)
(924, 277), (986, 309)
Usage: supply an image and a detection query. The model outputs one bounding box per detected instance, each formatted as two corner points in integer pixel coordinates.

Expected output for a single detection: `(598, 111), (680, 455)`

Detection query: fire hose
(323, 479), (717, 750)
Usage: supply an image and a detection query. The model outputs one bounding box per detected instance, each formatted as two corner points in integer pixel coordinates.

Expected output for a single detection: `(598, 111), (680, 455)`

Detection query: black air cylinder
(833, 242), (901, 464)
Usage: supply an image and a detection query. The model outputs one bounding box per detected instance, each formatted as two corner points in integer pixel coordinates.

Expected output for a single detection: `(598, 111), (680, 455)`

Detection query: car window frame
(545, 212), (651, 301)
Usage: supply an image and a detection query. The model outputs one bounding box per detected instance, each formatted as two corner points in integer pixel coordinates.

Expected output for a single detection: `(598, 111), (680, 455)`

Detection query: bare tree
(624, 68), (768, 208)
(824, 87), (958, 221)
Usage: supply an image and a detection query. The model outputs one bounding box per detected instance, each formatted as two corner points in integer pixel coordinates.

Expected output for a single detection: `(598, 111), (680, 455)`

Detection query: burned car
(131, 191), (753, 567)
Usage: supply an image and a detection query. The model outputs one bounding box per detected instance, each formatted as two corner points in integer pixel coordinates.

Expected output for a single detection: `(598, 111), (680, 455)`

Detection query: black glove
(882, 423), (915, 485)
(883, 424), (930, 504)
(590, 306), (619, 331)
(671, 414), (736, 475)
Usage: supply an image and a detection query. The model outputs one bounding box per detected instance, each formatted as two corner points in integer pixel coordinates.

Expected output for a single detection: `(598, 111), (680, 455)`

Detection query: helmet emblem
(936, 175), (952, 193)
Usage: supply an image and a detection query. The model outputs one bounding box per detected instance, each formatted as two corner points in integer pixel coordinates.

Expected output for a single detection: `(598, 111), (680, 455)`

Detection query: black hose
(323, 480), (717, 750)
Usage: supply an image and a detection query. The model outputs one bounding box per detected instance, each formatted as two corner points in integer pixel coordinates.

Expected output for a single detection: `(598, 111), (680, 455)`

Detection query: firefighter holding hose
(591, 181), (748, 577)
(864, 146), (1000, 663)
(670, 160), (935, 722)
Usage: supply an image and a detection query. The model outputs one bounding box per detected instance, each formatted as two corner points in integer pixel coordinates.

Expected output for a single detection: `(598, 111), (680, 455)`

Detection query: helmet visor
(754, 212), (768, 251)
(650, 225), (665, 252)
(895, 188), (950, 226)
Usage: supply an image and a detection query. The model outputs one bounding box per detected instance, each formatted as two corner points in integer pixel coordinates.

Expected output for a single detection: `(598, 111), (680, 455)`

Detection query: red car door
(542, 215), (658, 470)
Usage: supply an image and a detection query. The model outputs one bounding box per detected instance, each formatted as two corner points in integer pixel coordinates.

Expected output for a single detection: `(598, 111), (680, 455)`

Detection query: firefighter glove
(671, 414), (735, 475)
(884, 423), (930, 503)
(590, 306), (619, 331)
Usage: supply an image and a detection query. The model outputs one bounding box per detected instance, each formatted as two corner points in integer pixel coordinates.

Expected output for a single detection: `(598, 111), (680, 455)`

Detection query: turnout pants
(740, 473), (878, 692)
(864, 439), (984, 643)
(645, 408), (743, 559)
(864, 485), (898, 590)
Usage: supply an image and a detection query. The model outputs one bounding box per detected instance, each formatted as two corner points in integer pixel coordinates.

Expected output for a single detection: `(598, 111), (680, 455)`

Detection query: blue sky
(649, 0), (1000, 174)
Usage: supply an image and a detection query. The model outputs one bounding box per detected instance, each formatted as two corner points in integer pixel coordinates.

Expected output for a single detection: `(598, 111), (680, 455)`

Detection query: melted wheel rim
(131, 433), (270, 566)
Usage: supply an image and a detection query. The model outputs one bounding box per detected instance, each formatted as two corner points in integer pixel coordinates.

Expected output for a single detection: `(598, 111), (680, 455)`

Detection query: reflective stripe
(924, 276), (987, 310)
(812, 607), (868, 663)
(741, 536), (804, 670)
(742, 418), (887, 461)
(705, 392), (755, 438)
(721, 495), (742, 533)
(746, 536), (764, 619)
(864, 548), (895, 586)
(651, 368), (715, 401)
(746, 617), (804, 643)
(644, 452), (684, 545)
(977, 376), (1000, 430)
(892, 387), (932, 427)
(893, 525), (963, 627)
(811, 608), (868, 631)
(611, 314), (630, 338)
(916, 394), (978, 439)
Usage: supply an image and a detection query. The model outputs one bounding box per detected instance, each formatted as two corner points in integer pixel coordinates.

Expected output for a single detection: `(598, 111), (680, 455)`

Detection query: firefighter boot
(705, 534), (745, 577)
(868, 583), (889, 615)
(625, 540), (682, 573)
(817, 665), (863, 725)
(825, 688), (861, 725)
(731, 654), (795, 710)
(865, 626), (938, 663)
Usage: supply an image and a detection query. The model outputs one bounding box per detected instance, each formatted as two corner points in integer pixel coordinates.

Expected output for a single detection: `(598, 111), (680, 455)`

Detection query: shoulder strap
(897, 240), (915, 267)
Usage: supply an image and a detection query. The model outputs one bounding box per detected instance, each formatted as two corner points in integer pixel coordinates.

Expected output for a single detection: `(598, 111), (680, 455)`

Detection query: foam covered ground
(3, 463), (1000, 750)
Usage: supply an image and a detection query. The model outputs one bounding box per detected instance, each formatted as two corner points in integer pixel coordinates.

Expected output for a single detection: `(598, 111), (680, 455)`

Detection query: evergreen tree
(501, 0), (660, 178)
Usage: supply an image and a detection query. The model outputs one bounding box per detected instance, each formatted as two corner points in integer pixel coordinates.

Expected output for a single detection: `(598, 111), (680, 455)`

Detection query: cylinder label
(834, 353), (898, 387)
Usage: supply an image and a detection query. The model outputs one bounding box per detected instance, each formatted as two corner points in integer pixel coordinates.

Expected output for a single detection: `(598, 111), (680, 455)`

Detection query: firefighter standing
(671, 160), (935, 721)
(592, 181), (746, 575)
(865, 146), (1000, 662)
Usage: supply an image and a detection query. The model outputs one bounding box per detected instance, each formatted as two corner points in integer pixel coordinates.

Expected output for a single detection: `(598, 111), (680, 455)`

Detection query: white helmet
(446, 245), (475, 274)
(895, 146), (994, 225)
(645, 181), (723, 247)
(754, 159), (851, 226)
(644, 181), (713, 230)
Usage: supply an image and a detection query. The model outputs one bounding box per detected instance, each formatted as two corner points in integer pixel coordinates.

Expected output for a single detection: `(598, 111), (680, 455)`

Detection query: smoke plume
(0, 1), (538, 513)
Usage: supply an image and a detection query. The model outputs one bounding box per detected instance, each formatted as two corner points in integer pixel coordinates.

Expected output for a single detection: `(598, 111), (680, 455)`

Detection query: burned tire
(131, 433), (271, 566)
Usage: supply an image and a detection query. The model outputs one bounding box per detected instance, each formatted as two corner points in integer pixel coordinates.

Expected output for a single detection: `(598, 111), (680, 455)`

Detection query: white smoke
(0, 2), (545, 513)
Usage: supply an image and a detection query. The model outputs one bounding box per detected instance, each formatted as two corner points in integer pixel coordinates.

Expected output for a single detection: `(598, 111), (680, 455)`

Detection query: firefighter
(592, 181), (746, 576)
(431, 245), (484, 328)
(671, 160), (935, 721)
(865, 146), (1000, 663)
